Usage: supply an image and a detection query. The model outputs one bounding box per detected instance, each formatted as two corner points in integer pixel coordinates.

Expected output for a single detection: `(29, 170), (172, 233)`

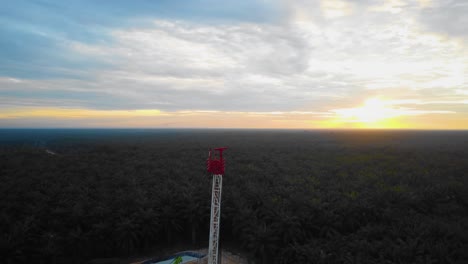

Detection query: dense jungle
(1, 129), (468, 263)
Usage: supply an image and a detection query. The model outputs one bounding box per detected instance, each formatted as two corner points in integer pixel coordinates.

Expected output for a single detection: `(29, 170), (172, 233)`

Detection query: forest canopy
(1, 129), (467, 263)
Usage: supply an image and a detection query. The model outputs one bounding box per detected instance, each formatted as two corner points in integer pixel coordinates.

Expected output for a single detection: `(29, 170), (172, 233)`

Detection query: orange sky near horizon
(1, 98), (467, 129)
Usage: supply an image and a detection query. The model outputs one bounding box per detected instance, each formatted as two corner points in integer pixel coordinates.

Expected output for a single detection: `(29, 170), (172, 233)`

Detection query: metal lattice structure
(207, 147), (227, 264)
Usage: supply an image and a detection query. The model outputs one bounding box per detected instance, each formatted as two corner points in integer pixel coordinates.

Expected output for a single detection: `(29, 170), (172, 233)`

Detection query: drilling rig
(206, 147), (227, 264)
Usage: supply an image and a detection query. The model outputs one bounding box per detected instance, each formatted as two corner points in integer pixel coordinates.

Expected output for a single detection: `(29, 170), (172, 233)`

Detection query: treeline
(1, 130), (468, 263)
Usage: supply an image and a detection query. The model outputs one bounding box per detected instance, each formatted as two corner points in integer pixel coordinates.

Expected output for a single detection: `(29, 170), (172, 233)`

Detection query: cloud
(418, 0), (468, 38)
(0, 0), (467, 128)
(3, 15), (467, 113)
(0, 0), (277, 79)
(58, 14), (466, 112)
(54, 19), (325, 111)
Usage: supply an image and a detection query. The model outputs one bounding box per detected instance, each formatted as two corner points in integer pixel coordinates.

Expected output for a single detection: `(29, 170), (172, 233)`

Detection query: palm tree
(244, 222), (278, 264)
(182, 188), (209, 245)
(271, 209), (303, 246)
(114, 217), (141, 255)
(159, 202), (183, 245)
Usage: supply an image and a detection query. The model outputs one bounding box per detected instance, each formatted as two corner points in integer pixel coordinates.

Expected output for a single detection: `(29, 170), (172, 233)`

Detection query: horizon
(1, 127), (468, 131)
(1, 0), (467, 129)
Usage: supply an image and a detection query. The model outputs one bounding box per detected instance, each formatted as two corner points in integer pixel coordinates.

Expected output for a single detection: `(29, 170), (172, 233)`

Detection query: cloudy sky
(1, 0), (467, 129)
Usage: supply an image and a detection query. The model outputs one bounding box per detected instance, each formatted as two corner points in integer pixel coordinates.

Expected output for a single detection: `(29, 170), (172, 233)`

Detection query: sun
(351, 98), (393, 123)
(330, 98), (403, 128)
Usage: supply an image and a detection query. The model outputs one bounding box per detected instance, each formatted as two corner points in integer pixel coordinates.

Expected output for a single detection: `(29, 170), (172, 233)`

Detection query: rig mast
(207, 147), (227, 264)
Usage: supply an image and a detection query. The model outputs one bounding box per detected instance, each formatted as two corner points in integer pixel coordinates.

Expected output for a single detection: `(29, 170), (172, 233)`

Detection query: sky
(0, 0), (467, 129)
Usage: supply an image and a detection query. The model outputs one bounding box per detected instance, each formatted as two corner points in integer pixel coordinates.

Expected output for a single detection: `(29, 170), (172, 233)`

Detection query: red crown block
(207, 147), (227, 175)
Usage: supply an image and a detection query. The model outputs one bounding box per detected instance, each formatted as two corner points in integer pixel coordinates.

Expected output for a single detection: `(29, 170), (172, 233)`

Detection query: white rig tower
(207, 147), (227, 264)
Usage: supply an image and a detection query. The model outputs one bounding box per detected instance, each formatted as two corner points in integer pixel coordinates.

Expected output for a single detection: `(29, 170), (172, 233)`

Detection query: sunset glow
(335, 98), (399, 124)
(0, 0), (467, 129)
